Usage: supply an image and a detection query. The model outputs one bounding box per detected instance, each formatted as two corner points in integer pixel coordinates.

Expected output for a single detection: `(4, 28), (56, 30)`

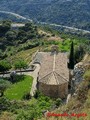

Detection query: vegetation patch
(5, 75), (33, 100)
(0, 92), (61, 119)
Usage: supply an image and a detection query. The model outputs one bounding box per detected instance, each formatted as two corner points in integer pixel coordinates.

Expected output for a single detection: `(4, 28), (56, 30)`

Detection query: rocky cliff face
(73, 62), (85, 87)
(72, 57), (90, 90)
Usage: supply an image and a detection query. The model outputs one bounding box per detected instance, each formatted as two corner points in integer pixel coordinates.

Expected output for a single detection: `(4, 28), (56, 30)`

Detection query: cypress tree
(69, 41), (74, 69)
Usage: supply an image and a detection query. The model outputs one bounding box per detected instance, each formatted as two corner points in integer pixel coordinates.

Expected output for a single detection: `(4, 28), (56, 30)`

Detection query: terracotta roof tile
(35, 52), (69, 85)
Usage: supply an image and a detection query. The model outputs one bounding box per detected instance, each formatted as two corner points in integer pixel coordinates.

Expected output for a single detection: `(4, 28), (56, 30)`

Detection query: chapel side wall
(38, 82), (68, 98)
(38, 82), (58, 98)
(58, 83), (68, 98)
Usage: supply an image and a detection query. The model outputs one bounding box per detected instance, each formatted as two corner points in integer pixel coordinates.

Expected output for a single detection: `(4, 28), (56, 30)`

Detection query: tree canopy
(14, 59), (28, 71)
(0, 61), (11, 73)
(0, 20), (11, 37)
(69, 41), (74, 69)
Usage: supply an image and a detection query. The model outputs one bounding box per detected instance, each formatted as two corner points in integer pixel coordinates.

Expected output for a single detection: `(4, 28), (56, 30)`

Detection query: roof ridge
(54, 71), (68, 82)
(39, 71), (52, 82)
(46, 72), (53, 84)
(39, 71), (68, 85)
(53, 71), (59, 85)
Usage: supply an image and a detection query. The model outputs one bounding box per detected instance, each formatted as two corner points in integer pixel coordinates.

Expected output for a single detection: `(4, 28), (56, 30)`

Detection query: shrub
(0, 79), (11, 97)
(74, 45), (85, 64)
(0, 97), (11, 111)
(14, 59), (28, 71)
(16, 110), (36, 120)
(23, 92), (31, 100)
(55, 98), (62, 107)
(0, 60), (11, 74)
(34, 90), (41, 99)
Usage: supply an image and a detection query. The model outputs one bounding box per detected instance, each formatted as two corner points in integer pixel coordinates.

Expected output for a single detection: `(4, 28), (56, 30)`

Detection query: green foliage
(14, 59), (28, 70)
(1, 92), (54, 118)
(21, 22), (33, 32)
(59, 39), (71, 52)
(0, 79), (11, 91)
(0, 97), (11, 112)
(5, 75), (33, 100)
(0, 21), (39, 55)
(18, 22), (38, 40)
(69, 41), (74, 69)
(55, 98), (62, 107)
(0, 20), (89, 62)
(16, 110), (35, 120)
(1, 90), (61, 119)
(0, 60), (11, 73)
(74, 45), (85, 64)
(0, 52), (8, 60)
(23, 92), (31, 100)
(5, 30), (17, 41)
(17, 30), (26, 40)
(83, 40), (90, 54)
(0, 79), (11, 97)
(18, 41), (40, 51)
(34, 90), (41, 99)
(0, 20), (11, 37)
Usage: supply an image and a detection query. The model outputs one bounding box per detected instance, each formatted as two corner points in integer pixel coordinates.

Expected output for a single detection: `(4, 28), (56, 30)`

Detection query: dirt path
(66, 94), (71, 104)
(24, 64), (40, 96)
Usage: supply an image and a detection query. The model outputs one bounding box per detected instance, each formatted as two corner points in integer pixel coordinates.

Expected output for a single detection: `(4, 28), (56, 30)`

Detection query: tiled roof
(35, 52), (69, 85)
(39, 71), (68, 85)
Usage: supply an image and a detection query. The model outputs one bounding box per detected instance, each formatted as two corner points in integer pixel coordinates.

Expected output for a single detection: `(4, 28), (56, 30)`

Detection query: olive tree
(14, 59), (28, 72)
(0, 60), (11, 75)
(68, 41), (74, 69)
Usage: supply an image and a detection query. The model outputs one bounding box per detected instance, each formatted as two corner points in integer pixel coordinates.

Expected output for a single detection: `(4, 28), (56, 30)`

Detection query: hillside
(40, 56), (90, 120)
(0, 0), (90, 30)
(0, 11), (31, 22)
(0, 20), (64, 62)
(0, 20), (90, 120)
(0, 20), (90, 63)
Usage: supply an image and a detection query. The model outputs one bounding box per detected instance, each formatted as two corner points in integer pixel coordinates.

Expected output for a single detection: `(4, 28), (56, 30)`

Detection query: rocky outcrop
(72, 61), (90, 89)
(73, 62), (85, 87)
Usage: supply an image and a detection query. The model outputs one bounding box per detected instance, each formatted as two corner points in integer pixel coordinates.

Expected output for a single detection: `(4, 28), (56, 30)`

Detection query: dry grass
(82, 54), (90, 63)
(47, 36), (62, 41)
(0, 112), (15, 120)
(7, 47), (39, 65)
(38, 29), (62, 41)
(38, 29), (51, 36)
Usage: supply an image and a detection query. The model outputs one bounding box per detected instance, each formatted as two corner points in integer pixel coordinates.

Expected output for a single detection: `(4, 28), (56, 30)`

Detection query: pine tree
(69, 41), (74, 69)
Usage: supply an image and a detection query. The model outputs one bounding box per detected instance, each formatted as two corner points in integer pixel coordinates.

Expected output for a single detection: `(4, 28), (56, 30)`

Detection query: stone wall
(38, 82), (68, 98)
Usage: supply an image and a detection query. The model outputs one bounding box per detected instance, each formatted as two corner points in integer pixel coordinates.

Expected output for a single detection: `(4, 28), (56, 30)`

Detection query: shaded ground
(5, 75), (33, 100)
(0, 64), (40, 97)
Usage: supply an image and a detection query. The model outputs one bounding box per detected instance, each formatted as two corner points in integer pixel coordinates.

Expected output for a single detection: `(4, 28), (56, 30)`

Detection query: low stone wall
(38, 82), (68, 98)
(0, 66), (36, 75)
